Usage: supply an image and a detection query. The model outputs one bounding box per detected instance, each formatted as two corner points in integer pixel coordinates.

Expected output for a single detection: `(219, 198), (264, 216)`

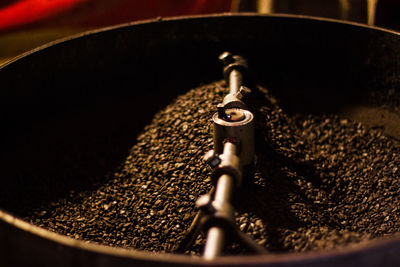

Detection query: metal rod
(203, 174), (235, 259)
(229, 69), (243, 95)
(203, 142), (237, 260)
(214, 174), (234, 203)
(204, 226), (225, 260)
(203, 52), (255, 258)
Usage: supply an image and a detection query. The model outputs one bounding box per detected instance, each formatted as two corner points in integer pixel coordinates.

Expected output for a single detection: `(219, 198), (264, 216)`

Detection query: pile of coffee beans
(25, 81), (400, 254)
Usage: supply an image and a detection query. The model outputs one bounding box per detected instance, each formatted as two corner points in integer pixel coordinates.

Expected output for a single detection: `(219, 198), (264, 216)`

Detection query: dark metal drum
(1, 14), (400, 266)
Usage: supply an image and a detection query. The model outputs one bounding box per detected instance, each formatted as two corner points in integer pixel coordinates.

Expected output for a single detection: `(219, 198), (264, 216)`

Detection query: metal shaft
(203, 143), (237, 260)
(223, 69), (246, 109)
(203, 226), (225, 260)
(203, 174), (235, 259)
(229, 69), (243, 95)
(202, 52), (253, 259)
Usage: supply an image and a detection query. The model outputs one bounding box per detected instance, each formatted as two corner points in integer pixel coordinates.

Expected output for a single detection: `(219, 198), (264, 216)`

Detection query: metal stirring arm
(198, 52), (265, 259)
(175, 52), (265, 258)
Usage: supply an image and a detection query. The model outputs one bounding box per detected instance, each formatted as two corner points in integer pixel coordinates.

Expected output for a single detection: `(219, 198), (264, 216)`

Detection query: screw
(239, 86), (251, 97)
(203, 150), (221, 168)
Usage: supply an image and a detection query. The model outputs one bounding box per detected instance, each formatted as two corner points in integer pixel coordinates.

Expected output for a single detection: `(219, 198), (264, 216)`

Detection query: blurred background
(0, 0), (399, 66)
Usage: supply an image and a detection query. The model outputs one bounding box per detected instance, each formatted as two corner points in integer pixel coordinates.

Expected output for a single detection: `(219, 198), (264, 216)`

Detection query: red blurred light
(0, 0), (86, 30)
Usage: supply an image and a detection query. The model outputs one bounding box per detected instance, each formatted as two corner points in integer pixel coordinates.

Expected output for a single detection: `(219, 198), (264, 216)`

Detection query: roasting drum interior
(1, 14), (400, 266)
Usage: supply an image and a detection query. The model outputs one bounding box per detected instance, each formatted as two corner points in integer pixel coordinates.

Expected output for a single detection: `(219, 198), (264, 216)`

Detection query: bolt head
(217, 103), (227, 119)
(196, 194), (211, 208)
(239, 86), (252, 96)
(203, 150), (221, 168)
(218, 51), (233, 65)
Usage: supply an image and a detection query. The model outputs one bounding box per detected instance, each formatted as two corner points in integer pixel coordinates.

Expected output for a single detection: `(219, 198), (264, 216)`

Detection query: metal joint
(211, 152), (242, 186)
(213, 108), (255, 168)
(196, 195), (235, 232)
(219, 52), (249, 82)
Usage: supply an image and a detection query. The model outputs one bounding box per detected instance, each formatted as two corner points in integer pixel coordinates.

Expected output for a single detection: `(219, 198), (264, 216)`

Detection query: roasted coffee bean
(22, 81), (400, 255)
